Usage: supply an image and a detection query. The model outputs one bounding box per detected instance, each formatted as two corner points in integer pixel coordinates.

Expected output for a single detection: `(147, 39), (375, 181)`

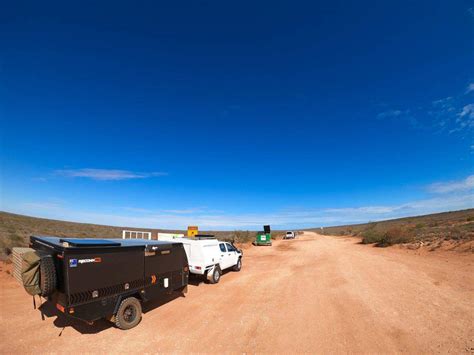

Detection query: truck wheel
(209, 266), (221, 284)
(232, 258), (242, 272)
(39, 256), (57, 297)
(115, 297), (142, 330)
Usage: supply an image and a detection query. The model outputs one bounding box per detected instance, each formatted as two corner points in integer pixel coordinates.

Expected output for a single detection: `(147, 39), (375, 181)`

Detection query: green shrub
(361, 226), (415, 246)
(361, 229), (384, 244)
(377, 227), (414, 247)
(445, 227), (464, 241)
(230, 230), (261, 243)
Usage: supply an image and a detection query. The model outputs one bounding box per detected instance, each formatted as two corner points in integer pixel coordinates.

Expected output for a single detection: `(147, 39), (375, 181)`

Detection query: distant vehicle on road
(172, 237), (242, 284)
(284, 231), (296, 239)
(254, 225), (272, 246)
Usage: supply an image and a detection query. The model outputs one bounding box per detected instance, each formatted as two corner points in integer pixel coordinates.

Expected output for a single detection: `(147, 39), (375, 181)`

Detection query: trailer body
(29, 236), (188, 326)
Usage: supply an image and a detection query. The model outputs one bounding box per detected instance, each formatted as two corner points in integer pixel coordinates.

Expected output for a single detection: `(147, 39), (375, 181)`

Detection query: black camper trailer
(25, 235), (189, 330)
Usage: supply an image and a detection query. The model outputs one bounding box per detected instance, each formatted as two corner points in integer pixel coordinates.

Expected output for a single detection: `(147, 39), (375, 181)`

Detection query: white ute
(171, 238), (242, 284)
(284, 231), (296, 239)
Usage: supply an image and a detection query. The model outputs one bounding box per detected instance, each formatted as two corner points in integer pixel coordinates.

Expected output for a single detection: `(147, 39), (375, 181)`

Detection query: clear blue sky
(1, 1), (473, 230)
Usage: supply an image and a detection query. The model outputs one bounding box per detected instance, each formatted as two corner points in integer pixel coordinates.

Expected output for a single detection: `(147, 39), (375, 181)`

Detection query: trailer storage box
(25, 235), (189, 329)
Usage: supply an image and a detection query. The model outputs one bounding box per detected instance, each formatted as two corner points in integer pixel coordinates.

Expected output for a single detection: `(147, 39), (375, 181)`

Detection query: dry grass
(0, 211), (285, 258)
(309, 209), (474, 247)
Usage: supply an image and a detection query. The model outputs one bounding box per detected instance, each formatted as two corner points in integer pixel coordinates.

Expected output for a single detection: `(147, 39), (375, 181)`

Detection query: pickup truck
(284, 231), (296, 239)
(171, 238), (242, 284)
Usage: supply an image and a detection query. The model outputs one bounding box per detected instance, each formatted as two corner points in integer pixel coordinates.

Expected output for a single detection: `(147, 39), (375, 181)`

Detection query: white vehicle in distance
(169, 237), (242, 284)
(284, 231), (296, 239)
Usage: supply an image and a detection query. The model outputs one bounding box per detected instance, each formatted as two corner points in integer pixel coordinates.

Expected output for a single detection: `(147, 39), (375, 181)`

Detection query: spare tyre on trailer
(16, 236), (189, 330)
(39, 255), (56, 297)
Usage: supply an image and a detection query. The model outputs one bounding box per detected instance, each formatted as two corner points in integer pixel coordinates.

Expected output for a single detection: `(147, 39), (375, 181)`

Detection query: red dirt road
(1, 232), (473, 353)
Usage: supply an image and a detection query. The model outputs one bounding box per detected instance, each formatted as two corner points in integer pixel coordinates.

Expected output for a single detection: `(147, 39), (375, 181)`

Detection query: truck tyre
(115, 297), (142, 330)
(232, 258), (242, 272)
(209, 266), (221, 284)
(39, 256), (57, 297)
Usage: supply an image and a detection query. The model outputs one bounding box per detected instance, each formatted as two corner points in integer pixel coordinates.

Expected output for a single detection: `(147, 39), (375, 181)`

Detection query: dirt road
(1, 232), (473, 353)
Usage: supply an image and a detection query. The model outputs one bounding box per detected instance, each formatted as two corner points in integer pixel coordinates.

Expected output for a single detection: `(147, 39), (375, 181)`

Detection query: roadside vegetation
(3, 209), (471, 258)
(312, 209), (474, 248)
(0, 212), (285, 259)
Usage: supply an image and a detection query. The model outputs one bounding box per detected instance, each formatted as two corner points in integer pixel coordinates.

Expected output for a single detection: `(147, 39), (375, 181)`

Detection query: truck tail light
(195, 266), (201, 270)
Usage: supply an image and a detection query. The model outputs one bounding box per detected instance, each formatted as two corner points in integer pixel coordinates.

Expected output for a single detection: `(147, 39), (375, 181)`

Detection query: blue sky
(1, 1), (473, 230)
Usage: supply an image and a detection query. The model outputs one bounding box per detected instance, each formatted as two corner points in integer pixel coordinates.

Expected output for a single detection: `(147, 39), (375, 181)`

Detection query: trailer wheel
(232, 258), (242, 272)
(39, 256), (57, 297)
(115, 297), (142, 330)
(209, 266), (221, 284)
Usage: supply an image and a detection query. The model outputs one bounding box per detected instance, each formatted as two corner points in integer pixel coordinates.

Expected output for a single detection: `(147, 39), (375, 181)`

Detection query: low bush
(377, 227), (414, 247)
(361, 227), (414, 246)
(0, 234), (25, 259)
(361, 229), (384, 244)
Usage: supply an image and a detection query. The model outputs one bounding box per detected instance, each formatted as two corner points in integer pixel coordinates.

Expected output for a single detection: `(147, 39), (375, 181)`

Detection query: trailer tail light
(56, 304), (65, 313)
(57, 254), (64, 259)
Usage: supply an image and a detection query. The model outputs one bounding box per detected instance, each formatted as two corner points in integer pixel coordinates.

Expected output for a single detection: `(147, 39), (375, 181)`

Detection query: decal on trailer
(78, 257), (102, 264)
(69, 259), (78, 268)
(69, 257), (102, 267)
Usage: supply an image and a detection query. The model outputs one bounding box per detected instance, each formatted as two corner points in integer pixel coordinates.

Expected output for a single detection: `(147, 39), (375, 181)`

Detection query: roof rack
(194, 234), (216, 240)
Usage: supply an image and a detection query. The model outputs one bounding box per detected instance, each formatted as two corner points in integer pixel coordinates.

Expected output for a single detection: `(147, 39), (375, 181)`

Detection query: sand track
(0, 232), (473, 353)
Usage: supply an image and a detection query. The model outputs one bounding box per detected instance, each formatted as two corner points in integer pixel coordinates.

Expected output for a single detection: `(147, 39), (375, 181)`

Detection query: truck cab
(218, 242), (241, 270)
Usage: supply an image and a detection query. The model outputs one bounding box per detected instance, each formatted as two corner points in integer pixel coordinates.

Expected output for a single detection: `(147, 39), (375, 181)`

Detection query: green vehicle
(255, 232), (272, 246)
(254, 225), (272, 246)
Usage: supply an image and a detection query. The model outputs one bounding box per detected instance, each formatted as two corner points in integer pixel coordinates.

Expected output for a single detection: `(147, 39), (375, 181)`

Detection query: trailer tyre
(232, 258), (242, 272)
(39, 256), (57, 297)
(115, 297), (142, 330)
(209, 266), (221, 284)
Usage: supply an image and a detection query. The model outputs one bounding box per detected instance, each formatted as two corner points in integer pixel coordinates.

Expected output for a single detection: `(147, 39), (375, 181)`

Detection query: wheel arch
(113, 291), (144, 315)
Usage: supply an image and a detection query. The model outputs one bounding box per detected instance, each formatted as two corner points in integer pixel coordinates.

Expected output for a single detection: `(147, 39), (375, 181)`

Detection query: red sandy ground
(0, 232), (473, 353)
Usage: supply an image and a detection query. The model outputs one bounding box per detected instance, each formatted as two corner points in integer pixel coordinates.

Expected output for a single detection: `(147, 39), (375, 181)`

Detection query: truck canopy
(172, 238), (220, 267)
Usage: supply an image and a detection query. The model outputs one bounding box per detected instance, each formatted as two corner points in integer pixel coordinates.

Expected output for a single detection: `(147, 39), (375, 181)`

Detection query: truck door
(225, 243), (239, 269)
(218, 243), (231, 269)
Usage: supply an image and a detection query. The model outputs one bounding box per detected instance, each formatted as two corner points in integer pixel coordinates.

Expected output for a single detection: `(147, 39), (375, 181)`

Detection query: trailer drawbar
(18, 235), (189, 330)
